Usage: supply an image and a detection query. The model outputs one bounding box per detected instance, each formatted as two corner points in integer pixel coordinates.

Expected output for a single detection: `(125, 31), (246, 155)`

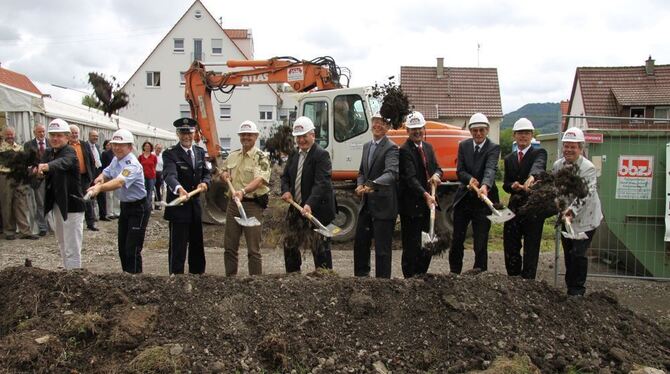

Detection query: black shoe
(5, 235), (16, 240)
(87, 226), (100, 232)
(19, 234), (39, 240)
(38, 230), (47, 237)
(100, 217), (111, 222)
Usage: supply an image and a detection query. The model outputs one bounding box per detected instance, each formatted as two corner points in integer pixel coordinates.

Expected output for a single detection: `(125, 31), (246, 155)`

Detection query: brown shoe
(19, 234), (39, 240)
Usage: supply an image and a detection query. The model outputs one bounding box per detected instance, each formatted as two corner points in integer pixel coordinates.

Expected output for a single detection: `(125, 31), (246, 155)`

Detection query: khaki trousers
(224, 199), (263, 276)
(0, 173), (31, 236)
(53, 205), (84, 269)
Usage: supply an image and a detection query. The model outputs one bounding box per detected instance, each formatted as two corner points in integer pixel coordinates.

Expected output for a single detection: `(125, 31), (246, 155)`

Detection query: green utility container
(587, 130), (670, 278)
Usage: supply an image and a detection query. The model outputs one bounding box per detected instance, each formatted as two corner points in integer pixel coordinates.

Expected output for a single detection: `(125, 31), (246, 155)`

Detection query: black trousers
(118, 200), (150, 273)
(400, 214), (432, 278)
(503, 215), (545, 279)
(283, 208), (332, 272)
(561, 228), (596, 296)
(353, 207), (394, 278)
(450, 196), (491, 273)
(97, 191), (107, 219)
(284, 239), (332, 273)
(154, 171), (163, 203)
(80, 174), (95, 227)
(168, 221), (206, 274)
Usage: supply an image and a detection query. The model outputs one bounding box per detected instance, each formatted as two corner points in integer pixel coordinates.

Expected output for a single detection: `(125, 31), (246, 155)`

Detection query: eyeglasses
(470, 128), (487, 133)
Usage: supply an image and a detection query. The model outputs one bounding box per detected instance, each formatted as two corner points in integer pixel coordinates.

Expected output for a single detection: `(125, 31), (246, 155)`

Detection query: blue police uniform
(102, 152), (149, 273)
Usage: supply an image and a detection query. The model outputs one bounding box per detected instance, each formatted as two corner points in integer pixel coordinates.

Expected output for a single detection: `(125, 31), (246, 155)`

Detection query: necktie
(417, 143), (430, 181)
(295, 151), (306, 203)
(90, 143), (101, 168)
(474, 144), (481, 154)
(518, 150), (524, 164)
(38, 141), (45, 157)
(187, 149), (194, 168)
(367, 141), (378, 168)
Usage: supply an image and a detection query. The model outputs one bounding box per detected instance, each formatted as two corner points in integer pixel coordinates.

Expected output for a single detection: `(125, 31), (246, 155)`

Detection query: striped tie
(295, 151), (306, 203)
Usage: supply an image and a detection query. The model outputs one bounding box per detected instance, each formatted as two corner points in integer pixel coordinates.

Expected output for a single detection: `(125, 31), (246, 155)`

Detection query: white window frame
(259, 105), (273, 121)
(179, 71), (186, 86)
(146, 71), (161, 87)
(173, 38), (184, 53)
(211, 38), (223, 55)
(630, 107), (645, 118)
(179, 104), (191, 119)
(219, 104), (231, 120)
(654, 106), (670, 123)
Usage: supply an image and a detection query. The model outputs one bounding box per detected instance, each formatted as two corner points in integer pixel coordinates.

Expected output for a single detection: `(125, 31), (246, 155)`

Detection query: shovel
(421, 184), (438, 246)
(165, 186), (205, 207)
(224, 179), (261, 227)
(287, 199), (341, 238)
(467, 183), (515, 224)
(561, 215), (588, 240)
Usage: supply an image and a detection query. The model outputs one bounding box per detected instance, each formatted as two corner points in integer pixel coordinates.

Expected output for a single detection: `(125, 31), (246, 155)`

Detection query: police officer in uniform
(88, 129), (148, 274)
(221, 120), (271, 276)
(162, 118), (211, 274)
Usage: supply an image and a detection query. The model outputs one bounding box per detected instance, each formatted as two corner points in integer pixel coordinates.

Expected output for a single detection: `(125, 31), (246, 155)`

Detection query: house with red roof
(400, 58), (503, 142)
(565, 56), (670, 130)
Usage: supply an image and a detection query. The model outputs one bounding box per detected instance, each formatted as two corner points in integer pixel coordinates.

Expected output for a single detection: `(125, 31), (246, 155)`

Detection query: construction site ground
(0, 209), (669, 373)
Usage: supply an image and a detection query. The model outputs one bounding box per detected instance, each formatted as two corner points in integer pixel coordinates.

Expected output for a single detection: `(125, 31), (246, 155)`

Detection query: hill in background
(502, 102), (561, 134)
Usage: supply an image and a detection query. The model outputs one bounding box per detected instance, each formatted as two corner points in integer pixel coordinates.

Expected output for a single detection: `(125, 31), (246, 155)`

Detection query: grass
(465, 181), (559, 253)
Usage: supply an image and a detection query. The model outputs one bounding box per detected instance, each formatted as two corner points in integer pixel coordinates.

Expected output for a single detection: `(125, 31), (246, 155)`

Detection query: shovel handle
(467, 184), (495, 210)
(429, 183), (436, 237)
(286, 198), (328, 230)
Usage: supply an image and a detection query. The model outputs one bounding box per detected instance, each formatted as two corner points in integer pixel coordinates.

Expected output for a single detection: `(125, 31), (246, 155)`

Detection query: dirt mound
(0, 266), (668, 373)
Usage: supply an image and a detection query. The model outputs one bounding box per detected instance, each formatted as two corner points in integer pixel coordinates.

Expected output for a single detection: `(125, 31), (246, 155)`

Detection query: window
(654, 107), (670, 123)
(211, 38), (223, 54)
(302, 101), (329, 148)
(173, 38), (184, 53)
(194, 10), (203, 19)
(179, 72), (185, 86)
(179, 104), (191, 118)
(631, 107), (645, 124)
(219, 104), (231, 120)
(193, 39), (203, 61)
(146, 71), (160, 87)
(219, 137), (231, 151)
(334, 94), (368, 142)
(259, 105), (273, 121)
(279, 108), (297, 125)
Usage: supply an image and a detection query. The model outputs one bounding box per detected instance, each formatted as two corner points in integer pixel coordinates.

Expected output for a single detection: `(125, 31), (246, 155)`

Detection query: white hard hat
(237, 120), (259, 134)
(468, 112), (490, 129)
(47, 118), (71, 133)
(110, 129), (134, 144)
(292, 116), (315, 136)
(371, 112), (387, 121)
(512, 118), (535, 132)
(562, 127), (585, 143)
(406, 111), (426, 129)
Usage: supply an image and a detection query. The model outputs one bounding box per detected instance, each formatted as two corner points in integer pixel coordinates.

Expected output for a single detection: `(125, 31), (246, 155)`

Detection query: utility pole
(477, 43), (481, 67)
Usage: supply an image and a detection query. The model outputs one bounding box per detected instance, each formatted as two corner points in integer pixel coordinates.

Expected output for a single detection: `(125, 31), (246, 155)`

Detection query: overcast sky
(1, 0), (668, 113)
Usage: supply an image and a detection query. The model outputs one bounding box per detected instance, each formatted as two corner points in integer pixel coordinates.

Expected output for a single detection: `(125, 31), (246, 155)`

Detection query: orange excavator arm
(184, 57), (345, 161)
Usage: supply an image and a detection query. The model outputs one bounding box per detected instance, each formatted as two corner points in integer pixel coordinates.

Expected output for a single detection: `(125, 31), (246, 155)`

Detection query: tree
(81, 94), (103, 110)
(86, 72), (129, 117)
(499, 128), (514, 157)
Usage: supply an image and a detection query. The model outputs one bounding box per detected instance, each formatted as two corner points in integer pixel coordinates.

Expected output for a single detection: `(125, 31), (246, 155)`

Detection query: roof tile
(0, 67), (42, 96)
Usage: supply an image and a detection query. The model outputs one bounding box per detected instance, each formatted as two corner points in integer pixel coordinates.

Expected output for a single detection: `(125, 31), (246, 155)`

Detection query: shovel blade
(313, 224), (342, 238)
(234, 216), (261, 227)
(487, 208), (515, 223)
(561, 231), (589, 240)
(421, 231), (438, 246)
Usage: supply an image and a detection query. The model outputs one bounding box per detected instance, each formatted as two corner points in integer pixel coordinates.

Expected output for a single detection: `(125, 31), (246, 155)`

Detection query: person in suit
(553, 127), (602, 296)
(353, 112), (399, 279)
(88, 128), (148, 274)
(161, 118), (211, 275)
(398, 111), (442, 278)
(450, 112), (500, 274)
(502, 118), (547, 279)
(280, 116), (337, 272)
(68, 125), (98, 231)
(23, 123), (50, 236)
(100, 140), (119, 219)
(87, 130), (106, 221)
(32, 119), (85, 269)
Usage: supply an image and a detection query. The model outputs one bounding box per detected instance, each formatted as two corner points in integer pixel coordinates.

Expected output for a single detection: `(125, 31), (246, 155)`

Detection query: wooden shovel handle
(287, 198), (314, 220)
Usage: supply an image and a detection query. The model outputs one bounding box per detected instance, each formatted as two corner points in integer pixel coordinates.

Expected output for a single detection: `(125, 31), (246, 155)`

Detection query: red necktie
(38, 141), (45, 157)
(518, 150), (524, 163)
(418, 143), (430, 181)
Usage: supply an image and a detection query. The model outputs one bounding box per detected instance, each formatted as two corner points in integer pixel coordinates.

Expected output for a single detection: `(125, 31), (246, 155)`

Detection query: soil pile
(0, 266), (668, 373)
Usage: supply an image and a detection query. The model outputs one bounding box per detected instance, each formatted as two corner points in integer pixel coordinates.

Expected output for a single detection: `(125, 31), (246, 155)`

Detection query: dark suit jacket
(453, 138), (500, 207)
(162, 144), (211, 223)
(101, 149), (114, 169)
(71, 141), (96, 182)
(87, 141), (102, 176)
(24, 138), (50, 188)
(42, 145), (85, 220)
(357, 136), (399, 220)
(503, 147), (547, 213)
(281, 143), (337, 225)
(398, 139), (442, 218)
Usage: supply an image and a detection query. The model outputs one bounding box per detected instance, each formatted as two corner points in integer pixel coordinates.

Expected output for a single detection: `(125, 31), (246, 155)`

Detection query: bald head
(88, 130), (99, 144)
(34, 123), (46, 141)
(3, 127), (16, 145)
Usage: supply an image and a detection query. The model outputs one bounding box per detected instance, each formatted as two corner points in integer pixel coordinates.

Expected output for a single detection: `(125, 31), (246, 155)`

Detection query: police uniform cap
(173, 117), (197, 133)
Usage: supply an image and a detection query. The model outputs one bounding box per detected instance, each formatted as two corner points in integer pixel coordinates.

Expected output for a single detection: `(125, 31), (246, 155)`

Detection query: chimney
(436, 57), (444, 79)
(645, 55), (655, 75)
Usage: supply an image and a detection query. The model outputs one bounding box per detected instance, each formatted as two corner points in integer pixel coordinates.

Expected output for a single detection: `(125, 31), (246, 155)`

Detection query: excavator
(184, 56), (470, 242)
